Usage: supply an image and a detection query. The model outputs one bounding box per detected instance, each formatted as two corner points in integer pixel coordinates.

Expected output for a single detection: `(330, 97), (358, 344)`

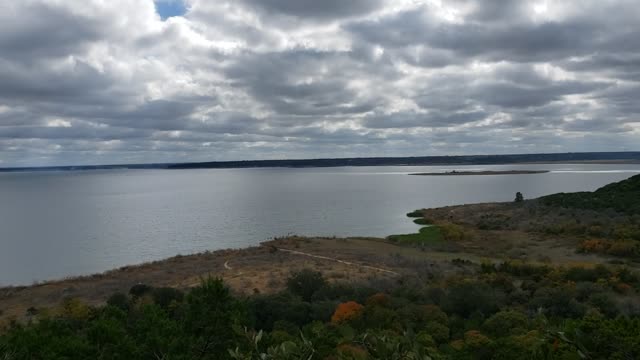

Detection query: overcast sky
(1, 0), (639, 166)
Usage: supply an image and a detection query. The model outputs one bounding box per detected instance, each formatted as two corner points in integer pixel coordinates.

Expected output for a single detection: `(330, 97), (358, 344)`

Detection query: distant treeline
(2, 151), (640, 172)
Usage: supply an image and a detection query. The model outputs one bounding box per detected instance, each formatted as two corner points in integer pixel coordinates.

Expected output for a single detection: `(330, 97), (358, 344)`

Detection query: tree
(483, 310), (528, 337)
(514, 192), (524, 202)
(183, 277), (246, 359)
(331, 301), (364, 324)
(286, 269), (327, 302)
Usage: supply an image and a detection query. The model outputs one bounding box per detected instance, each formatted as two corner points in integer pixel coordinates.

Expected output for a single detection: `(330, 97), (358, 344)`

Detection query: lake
(1, 163), (639, 285)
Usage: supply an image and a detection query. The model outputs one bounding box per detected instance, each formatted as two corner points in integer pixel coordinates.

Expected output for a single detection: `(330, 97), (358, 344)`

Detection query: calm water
(1, 163), (639, 285)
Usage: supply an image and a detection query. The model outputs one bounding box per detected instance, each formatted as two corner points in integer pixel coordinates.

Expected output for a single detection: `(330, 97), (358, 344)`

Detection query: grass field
(387, 225), (443, 245)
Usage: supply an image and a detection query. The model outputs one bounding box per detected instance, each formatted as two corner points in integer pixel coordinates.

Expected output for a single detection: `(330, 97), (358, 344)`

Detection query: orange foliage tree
(331, 301), (364, 324)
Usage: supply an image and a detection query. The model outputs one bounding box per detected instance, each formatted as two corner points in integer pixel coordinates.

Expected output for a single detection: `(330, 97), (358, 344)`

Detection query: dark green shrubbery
(128, 283), (152, 298)
(151, 287), (184, 309)
(541, 174), (640, 215)
(286, 269), (327, 302)
(1, 265), (639, 360)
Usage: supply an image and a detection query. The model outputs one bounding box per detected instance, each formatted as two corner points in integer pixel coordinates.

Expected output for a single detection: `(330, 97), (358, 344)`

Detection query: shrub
(106, 292), (130, 312)
(286, 269), (327, 302)
(579, 239), (610, 253)
(365, 293), (391, 308)
(422, 304), (449, 326)
(151, 287), (184, 309)
(607, 241), (640, 257)
(444, 281), (504, 318)
(588, 293), (619, 317)
(483, 310), (528, 337)
(530, 287), (586, 318)
(564, 266), (610, 282)
(439, 223), (470, 241)
(362, 306), (396, 330)
(309, 300), (338, 323)
(331, 301), (364, 324)
(424, 321), (450, 344)
(463, 330), (494, 360)
(249, 293), (311, 330)
(60, 298), (91, 321)
(575, 282), (605, 301)
(415, 331), (437, 348)
(129, 283), (153, 298)
(337, 343), (368, 359)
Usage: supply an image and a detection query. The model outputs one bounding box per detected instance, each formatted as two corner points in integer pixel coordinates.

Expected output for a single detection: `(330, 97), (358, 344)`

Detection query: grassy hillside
(541, 174), (640, 215)
(398, 175), (640, 259)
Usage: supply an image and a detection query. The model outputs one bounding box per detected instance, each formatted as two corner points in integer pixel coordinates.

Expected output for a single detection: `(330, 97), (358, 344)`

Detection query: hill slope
(541, 174), (640, 215)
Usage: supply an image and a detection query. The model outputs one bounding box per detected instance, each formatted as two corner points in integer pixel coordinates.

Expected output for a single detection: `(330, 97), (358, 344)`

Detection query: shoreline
(2, 152), (640, 173)
(409, 170), (549, 176)
(0, 207), (621, 324)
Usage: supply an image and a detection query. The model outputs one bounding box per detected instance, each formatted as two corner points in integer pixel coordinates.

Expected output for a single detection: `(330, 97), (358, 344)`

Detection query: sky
(0, 0), (639, 167)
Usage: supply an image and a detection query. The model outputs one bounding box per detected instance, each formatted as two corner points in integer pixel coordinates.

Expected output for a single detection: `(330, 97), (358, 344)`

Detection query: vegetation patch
(387, 225), (443, 245)
(541, 174), (640, 215)
(2, 263), (639, 359)
(406, 210), (424, 218)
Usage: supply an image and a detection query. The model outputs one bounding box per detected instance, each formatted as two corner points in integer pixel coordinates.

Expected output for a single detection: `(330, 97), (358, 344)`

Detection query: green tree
(515, 192), (524, 202)
(286, 269), (327, 302)
(183, 277), (246, 359)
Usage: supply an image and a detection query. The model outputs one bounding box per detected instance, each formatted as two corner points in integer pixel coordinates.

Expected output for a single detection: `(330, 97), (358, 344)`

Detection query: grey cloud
(562, 54), (640, 81)
(0, 59), (117, 103)
(464, 0), (529, 22)
(238, 0), (384, 20)
(0, 0), (639, 167)
(0, 3), (106, 61)
(0, 122), (151, 141)
(225, 49), (380, 116)
(363, 111), (487, 129)
(473, 80), (605, 108)
(563, 119), (632, 133)
(346, 5), (602, 63)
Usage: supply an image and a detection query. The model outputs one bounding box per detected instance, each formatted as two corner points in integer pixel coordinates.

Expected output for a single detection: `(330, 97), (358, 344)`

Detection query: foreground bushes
(1, 263), (639, 359)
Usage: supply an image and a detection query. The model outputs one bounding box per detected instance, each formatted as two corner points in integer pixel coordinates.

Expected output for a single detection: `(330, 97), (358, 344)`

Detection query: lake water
(1, 163), (639, 285)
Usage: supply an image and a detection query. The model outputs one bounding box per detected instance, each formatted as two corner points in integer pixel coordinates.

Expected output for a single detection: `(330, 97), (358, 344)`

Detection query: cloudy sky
(1, 0), (639, 166)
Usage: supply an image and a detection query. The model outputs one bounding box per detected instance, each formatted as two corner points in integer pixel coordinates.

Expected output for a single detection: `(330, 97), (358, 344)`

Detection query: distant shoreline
(1, 151), (639, 173)
(409, 170), (549, 176)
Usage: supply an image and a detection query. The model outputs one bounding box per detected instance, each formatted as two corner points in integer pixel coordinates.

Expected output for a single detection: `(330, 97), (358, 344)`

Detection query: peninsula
(409, 170), (549, 176)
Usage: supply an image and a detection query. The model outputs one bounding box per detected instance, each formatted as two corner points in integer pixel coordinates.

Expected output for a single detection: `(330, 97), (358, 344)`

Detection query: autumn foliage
(331, 301), (364, 324)
(365, 292), (391, 307)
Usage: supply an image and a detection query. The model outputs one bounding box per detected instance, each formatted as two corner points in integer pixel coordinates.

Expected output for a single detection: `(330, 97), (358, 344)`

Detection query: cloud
(237, 0), (384, 20)
(0, 0), (638, 166)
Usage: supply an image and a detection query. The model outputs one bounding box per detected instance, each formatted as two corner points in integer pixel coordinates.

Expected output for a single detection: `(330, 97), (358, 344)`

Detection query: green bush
(286, 269), (327, 302)
(129, 283), (153, 298)
(106, 292), (130, 312)
(443, 281), (504, 318)
(151, 287), (184, 309)
(406, 210), (424, 218)
(424, 321), (450, 344)
(483, 310), (528, 337)
(2, 262), (639, 360)
(541, 174), (640, 215)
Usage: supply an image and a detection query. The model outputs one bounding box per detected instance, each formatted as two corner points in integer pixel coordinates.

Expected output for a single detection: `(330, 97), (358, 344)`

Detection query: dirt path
(275, 247), (400, 276)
